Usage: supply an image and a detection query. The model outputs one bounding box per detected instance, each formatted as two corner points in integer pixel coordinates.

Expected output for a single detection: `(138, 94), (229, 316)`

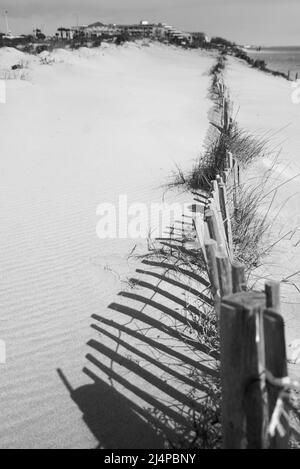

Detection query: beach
(0, 43), (214, 448)
(246, 47), (300, 77)
(0, 42), (300, 449)
(225, 56), (300, 375)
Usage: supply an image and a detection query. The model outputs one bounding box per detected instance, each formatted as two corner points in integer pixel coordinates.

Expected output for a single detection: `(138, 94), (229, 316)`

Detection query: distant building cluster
(0, 15), (210, 52)
(56, 20), (210, 47)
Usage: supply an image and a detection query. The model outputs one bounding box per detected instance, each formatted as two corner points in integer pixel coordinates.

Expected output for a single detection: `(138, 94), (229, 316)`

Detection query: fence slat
(232, 262), (246, 293)
(193, 210), (207, 263)
(226, 150), (233, 170)
(205, 239), (220, 318)
(265, 281), (280, 313)
(264, 280), (289, 449)
(205, 208), (224, 249)
(218, 180), (233, 252)
(264, 309), (289, 449)
(216, 253), (232, 297)
(211, 190), (229, 252)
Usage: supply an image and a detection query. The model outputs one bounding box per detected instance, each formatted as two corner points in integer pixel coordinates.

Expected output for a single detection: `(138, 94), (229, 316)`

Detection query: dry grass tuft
(225, 123), (270, 166)
(232, 184), (271, 270)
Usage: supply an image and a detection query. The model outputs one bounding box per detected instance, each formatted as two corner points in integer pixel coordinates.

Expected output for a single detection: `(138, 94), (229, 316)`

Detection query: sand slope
(0, 43), (214, 448)
(225, 58), (300, 374)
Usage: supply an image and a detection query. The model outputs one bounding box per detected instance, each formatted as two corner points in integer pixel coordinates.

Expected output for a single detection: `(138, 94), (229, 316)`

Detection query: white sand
(0, 43), (214, 448)
(225, 58), (300, 373)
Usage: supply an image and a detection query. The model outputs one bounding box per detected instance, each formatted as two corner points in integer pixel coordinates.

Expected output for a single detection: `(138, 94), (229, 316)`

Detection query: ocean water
(247, 46), (300, 79)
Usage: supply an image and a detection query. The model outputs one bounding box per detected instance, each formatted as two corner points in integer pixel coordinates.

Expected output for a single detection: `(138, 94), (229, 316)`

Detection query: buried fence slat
(203, 220), (211, 244)
(224, 99), (230, 132)
(212, 179), (219, 195)
(193, 211), (207, 263)
(216, 174), (223, 185)
(232, 158), (238, 212)
(205, 208), (224, 249)
(216, 253), (232, 298)
(237, 161), (241, 186)
(222, 96), (226, 128)
(212, 186), (226, 233)
(205, 239), (221, 319)
(265, 281), (280, 313)
(226, 150), (233, 170)
(263, 308), (289, 449)
(218, 180), (233, 253)
(232, 262), (246, 293)
(233, 158), (239, 187)
(221, 169), (229, 184)
(205, 239), (220, 295)
(207, 196), (229, 255)
(220, 292), (269, 449)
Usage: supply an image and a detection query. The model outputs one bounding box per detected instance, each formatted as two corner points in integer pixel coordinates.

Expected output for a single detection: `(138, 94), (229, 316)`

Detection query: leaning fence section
(191, 80), (291, 449)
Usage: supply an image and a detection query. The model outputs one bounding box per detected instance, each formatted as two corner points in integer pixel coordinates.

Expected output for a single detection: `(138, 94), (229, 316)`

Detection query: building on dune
(53, 20), (211, 49)
(61, 20), (195, 45)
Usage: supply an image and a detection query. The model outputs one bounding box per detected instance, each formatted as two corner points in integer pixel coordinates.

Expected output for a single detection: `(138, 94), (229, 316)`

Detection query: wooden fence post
(220, 291), (269, 449)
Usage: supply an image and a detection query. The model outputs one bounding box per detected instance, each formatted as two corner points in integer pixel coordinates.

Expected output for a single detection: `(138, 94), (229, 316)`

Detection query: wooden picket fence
(191, 86), (290, 449)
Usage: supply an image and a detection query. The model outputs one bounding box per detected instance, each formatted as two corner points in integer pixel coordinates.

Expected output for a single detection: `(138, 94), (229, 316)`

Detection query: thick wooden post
(220, 291), (269, 449)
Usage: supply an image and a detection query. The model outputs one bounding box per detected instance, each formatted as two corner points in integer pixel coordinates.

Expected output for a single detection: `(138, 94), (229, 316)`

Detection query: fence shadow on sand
(58, 211), (221, 449)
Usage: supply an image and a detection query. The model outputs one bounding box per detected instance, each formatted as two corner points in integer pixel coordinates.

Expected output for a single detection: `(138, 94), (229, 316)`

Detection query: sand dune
(0, 43), (214, 448)
(225, 58), (300, 373)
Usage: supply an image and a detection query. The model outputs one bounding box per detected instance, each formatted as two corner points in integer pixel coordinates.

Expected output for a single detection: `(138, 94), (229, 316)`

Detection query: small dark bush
(210, 36), (236, 48)
(253, 59), (266, 70)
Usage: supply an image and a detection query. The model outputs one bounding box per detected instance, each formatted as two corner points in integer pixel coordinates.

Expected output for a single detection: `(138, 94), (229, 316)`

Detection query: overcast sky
(1, 0), (299, 46)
